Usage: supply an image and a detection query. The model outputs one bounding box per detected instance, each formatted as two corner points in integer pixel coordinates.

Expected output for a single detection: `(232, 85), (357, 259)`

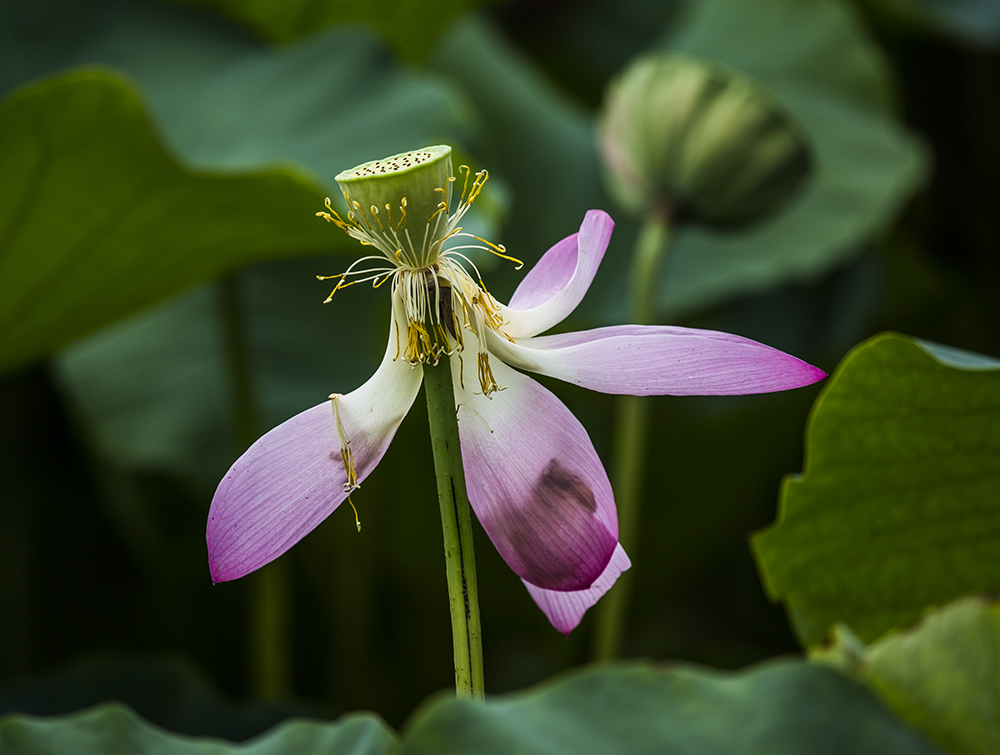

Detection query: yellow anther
(370, 204), (388, 233)
(346, 495), (362, 533)
(458, 165), (472, 203)
(475, 235), (523, 269)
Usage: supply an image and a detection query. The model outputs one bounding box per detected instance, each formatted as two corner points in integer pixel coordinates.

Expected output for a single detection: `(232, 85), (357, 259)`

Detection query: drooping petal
(499, 209), (615, 339)
(452, 351), (618, 592)
(207, 299), (422, 582)
(523, 544), (631, 635)
(489, 324), (826, 396)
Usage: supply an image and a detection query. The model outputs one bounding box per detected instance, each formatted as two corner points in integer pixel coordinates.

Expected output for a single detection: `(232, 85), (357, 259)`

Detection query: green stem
(219, 275), (292, 699)
(423, 359), (485, 699)
(628, 205), (672, 325)
(592, 206), (671, 661)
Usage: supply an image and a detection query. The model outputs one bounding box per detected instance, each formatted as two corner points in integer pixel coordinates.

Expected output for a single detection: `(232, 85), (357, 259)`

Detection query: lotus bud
(598, 53), (812, 227)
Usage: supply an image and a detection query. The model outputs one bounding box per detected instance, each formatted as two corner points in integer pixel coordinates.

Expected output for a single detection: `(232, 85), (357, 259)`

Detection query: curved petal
(524, 544), (631, 635)
(490, 324), (826, 396)
(207, 300), (422, 582)
(452, 352), (618, 592)
(499, 210), (614, 339)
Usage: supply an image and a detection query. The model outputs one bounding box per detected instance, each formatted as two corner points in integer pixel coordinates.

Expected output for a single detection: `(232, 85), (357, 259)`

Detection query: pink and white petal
(489, 324), (826, 396)
(506, 230), (579, 310)
(499, 210), (615, 339)
(452, 351), (618, 592)
(524, 544), (631, 635)
(207, 302), (422, 582)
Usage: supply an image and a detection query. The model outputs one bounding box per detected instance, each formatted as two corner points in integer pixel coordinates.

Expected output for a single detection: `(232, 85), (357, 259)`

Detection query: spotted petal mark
(452, 353), (617, 591)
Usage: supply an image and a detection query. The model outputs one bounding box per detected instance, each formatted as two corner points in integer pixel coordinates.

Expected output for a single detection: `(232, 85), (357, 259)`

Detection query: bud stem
(628, 203), (672, 323)
(593, 206), (671, 661)
(424, 359), (485, 699)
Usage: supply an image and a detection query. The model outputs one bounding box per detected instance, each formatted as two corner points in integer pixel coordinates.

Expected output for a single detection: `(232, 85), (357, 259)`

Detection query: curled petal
(524, 544), (631, 635)
(490, 325), (826, 396)
(452, 352), (618, 592)
(499, 210), (614, 339)
(207, 301), (422, 582)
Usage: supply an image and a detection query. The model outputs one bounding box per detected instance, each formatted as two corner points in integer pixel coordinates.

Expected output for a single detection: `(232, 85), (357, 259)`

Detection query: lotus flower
(207, 147), (825, 634)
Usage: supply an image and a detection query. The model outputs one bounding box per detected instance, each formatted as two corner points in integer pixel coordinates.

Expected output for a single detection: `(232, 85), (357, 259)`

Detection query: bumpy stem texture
(424, 359), (485, 699)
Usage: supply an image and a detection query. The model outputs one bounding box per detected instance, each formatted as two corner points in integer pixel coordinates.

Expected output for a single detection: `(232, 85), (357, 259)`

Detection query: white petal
(207, 296), (422, 581)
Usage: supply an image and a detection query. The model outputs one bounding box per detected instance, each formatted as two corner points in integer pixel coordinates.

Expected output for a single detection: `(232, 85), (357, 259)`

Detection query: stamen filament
(330, 394), (359, 492)
(477, 352), (500, 397)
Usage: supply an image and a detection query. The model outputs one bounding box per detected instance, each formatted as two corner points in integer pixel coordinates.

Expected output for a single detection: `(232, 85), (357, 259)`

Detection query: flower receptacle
(335, 145), (455, 266)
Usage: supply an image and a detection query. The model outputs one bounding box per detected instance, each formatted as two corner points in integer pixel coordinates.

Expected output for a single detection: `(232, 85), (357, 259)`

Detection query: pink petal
(524, 544), (631, 635)
(500, 210), (615, 339)
(451, 352), (618, 592)
(489, 325), (826, 396)
(207, 303), (422, 582)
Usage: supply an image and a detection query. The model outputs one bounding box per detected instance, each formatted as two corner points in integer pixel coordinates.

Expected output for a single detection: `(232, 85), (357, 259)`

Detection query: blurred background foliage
(1, 0), (999, 745)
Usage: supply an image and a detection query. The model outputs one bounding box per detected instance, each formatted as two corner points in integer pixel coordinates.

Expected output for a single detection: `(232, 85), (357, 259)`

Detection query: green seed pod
(336, 145), (454, 266)
(598, 53), (812, 228)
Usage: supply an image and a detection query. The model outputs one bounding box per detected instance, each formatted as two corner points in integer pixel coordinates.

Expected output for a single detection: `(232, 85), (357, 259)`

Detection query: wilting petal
(499, 210), (614, 339)
(524, 544), (631, 635)
(490, 324), (826, 396)
(452, 352), (618, 592)
(207, 301), (422, 582)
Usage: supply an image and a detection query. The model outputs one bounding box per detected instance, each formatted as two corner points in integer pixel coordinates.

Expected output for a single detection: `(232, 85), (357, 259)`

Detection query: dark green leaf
(0, 1), (477, 181)
(814, 596), (1000, 755)
(0, 69), (336, 374)
(394, 660), (942, 755)
(0, 703), (394, 755)
(752, 333), (1000, 645)
(173, 0), (485, 61)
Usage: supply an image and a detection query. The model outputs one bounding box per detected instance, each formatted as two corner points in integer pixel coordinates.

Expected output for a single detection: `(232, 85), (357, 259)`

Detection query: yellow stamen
(478, 352), (500, 397)
(475, 236), (523, 269)
(316, 159), (523, 382)
(346, 495), (362, 533)
(330, 393), (359, 492)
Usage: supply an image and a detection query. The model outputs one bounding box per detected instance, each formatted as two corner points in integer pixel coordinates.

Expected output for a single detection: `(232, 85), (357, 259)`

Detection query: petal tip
(581, 209), (615, 246)
(524, 544), (631, 634)
(583, 207), (614, 229)
(805, 364), (828, 386)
